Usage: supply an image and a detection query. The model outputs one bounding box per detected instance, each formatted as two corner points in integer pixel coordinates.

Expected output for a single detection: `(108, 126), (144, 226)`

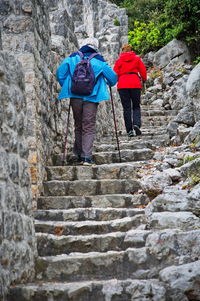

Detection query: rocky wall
(0, 0), (78, 205)
(143, 39), (200, 146)
(0, 51), (36, 299)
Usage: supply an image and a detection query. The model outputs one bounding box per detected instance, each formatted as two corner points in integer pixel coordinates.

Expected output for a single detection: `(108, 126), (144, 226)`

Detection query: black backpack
(71, 51), (98, 96)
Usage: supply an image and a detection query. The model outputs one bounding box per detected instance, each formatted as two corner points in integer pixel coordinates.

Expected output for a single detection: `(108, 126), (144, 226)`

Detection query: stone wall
(0, 51), (36, 299)
(0, 0), (78, 205)
(1, 0), (127, 203)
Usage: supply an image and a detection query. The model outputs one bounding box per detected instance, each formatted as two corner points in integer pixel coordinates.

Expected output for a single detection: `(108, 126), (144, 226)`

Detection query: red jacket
(114, 51), (147, 89)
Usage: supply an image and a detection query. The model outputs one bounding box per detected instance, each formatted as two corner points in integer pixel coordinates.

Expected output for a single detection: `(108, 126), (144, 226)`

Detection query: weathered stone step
(142, 115), (171, 121)
(104, 125), (167, 135)
(53, 147), (156, 166)
(46, 162), (145, 181)
(37, 229), (151, 256)
(142, 119), (170, 127)
(93, 148), (153, 164)
(34, 247), (165, 282)
(37, 194), (149, 210)
(94, 141), (157, 152)
(43, 178), (141, 196)
(34, 208), (144, 222)
(97, 133), (169, 145)
(98, 134), (169, 146)
(142, 120), (169, 127)
(141, 108), (178, 116)
(35, 215), (145, 236)
(35, 227), (200, 283)
(7, 279), (166, 301)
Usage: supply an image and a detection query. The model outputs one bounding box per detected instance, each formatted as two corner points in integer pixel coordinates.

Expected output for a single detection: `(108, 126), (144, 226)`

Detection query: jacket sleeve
(102, 63), (118, 86)
(138, 59), (147, 82)
(56, 58), (70, 87)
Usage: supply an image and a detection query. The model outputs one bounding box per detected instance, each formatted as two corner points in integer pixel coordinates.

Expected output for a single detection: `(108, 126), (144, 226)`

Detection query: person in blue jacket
(57, 37), (117, 166)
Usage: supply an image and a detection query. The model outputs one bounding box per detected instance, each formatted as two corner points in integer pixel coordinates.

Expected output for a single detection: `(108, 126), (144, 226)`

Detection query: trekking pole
(144, 81), (152, 122)
(109, 86), (122, 163)
(62, 101), (71, 166)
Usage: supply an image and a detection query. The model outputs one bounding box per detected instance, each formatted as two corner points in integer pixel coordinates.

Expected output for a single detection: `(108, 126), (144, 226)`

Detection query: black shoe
(77, 155), (84, 164)
(83, 158), (96, 166)
(127, 130), (135, 137)
(134, 125), (142, 136)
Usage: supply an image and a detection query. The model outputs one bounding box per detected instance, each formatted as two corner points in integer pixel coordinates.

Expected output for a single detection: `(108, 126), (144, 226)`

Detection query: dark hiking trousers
(70, 98), (98, 158)
(118, 88), (141, 133)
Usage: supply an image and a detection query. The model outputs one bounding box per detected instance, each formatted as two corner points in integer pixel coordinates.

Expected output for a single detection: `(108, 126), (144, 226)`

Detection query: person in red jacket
(114, 44), (147, 136)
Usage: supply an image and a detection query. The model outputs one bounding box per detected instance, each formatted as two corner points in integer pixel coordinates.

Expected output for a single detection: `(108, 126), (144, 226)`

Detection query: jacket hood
(70, 45), (105, 62)
(79, 45), (97, 53)
(119, 51), (137, 62)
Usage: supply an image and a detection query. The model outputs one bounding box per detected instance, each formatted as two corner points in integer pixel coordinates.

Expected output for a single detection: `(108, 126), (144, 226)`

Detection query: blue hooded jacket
(56, 46), (117, 102)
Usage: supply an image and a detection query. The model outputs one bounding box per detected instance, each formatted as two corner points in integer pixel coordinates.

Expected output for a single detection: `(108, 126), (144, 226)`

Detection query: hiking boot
(134, 125), (142, 136)
(83, 158), (96, 166)
(127, 130), (135, 137)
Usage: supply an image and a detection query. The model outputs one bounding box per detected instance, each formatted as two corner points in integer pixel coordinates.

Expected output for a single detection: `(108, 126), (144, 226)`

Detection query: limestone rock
(141, 171), (172, 198)
(153, 39), (190, 70)
(184, 121), (200, 145)
(160, 260), (200, 301)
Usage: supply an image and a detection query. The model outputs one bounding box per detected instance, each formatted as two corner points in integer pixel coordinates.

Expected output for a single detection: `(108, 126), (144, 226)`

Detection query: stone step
(37, 193), (149, 210)
(142, 114), (171, 121)
(52, 141), (162, 166)
(34, 247), (165, 282)
(96, 134), (169, 147)
(35, 226), (200, 283)
(93, 149), (153, 165)
(142, 120), (169, 127)
(37, 229), (151, 256)
(94, 141), (157, 152)
(120, 132), (168, 139)
(35, 215), (146, 236)
(45, 161), (147, 181)
(34, 208), (144, 222)
(7, 279), (166, 301)
(141, 108), (178, 116)
(97, 133), (169, 144)
(43, 178), (141, 196)
(142, 116), (172, 124)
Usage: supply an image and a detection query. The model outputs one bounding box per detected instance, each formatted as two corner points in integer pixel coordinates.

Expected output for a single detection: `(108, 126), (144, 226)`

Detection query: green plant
(183, 155), (199, 164)
(193, 56), (200, 65)
(190, 174), (200, 186)
(149, 68), (163, 79)
(178, 67), (187, 74)
(114, 18), (121, 26)
(177, 159), (184, 167)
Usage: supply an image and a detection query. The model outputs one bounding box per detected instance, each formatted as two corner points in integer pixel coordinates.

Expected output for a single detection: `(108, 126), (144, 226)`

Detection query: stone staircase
(7, 106), (182, 300)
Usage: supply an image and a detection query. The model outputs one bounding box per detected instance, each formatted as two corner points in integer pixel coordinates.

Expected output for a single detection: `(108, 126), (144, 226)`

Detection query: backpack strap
(77, 51), (98, 61)
(77, 51), (84, 59)
(88, 53), (98, 60)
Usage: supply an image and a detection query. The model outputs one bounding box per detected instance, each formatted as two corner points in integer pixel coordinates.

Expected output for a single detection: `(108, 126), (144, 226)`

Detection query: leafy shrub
(190, 174), (200, 186)
(193, 57), (200, 65)
(148, 68), (163, 80)
(112, 0), (200, 59)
